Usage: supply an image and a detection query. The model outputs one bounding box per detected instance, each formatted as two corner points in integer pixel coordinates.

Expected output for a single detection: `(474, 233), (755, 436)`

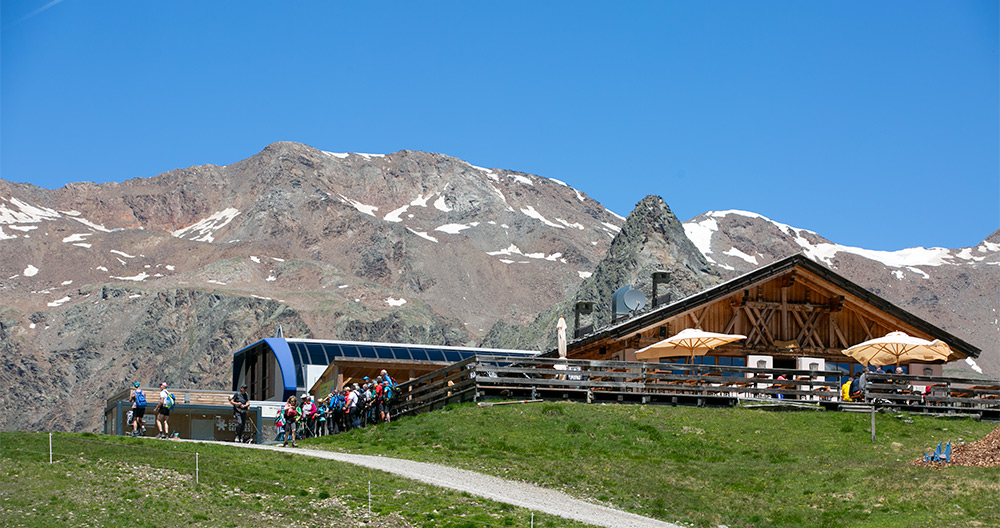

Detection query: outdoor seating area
(392, 356), (1000, 420)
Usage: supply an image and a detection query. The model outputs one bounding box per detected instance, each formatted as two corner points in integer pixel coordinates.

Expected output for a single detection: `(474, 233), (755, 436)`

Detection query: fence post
(368, 480), (371, 515)
(196, 452), (199, 484)
(49, 433), (52, 464)
(870, 406), (876, 443)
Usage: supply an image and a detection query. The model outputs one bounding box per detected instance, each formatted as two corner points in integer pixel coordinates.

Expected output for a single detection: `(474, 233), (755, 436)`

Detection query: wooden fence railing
(392, 356), (1000, 420)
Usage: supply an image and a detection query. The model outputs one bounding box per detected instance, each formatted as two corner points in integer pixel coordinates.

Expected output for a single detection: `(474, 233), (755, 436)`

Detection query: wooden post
(871, 406), (876, 443)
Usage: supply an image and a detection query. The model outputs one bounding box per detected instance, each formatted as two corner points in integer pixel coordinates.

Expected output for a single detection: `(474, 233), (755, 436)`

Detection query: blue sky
(2, 1), (997, 251)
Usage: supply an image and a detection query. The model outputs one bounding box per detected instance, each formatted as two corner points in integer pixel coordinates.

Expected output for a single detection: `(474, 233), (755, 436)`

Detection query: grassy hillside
(0, 432), (586, 528)
(309, 402), (1000, 528)
(2, 404), (998, 528)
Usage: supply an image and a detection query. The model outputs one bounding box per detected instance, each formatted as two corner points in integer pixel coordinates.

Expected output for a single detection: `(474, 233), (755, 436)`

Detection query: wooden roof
(562, 254), (980, 362)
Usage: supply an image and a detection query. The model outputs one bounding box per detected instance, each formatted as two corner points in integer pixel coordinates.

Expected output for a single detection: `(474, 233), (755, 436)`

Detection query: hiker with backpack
(381, 377), (395, 423)
(380, 371), (397, 422)
(330, 389), (346, 434)
(129, 382), (147, 437)
(155, 382), (176, 439)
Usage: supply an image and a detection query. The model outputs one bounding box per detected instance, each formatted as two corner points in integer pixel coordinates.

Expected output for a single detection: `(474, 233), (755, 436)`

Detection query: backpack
(135, 389), (147, 408)
(163, 391), (176, 410)
(849, 379), (862, 400)
(384, 385), (393, 401)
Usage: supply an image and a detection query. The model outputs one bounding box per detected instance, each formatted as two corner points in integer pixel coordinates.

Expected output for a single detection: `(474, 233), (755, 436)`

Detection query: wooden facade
(565, 255), (980, 368)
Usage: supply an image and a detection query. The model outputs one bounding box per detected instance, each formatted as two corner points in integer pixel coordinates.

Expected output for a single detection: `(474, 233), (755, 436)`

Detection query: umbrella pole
(871, 405), (876, 443)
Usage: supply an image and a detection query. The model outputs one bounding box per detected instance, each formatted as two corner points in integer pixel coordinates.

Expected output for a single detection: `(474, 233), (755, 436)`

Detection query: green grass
(0, 432), (588, 528)
(307, 402), (1000, 528)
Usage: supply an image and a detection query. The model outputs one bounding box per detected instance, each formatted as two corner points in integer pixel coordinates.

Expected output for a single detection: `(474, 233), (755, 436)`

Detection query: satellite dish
(612, 286), (646, 318)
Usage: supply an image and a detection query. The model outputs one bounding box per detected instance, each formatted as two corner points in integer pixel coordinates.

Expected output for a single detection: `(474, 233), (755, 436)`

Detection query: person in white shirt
(346, 385), (360, 430)
(155, 382), (171, 439)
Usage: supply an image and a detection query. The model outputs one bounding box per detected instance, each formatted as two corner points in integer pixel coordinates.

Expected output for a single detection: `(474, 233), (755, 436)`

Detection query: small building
(561, 254), (980, 377)
(231, 338), (540, 401)
(103, 387), (268, 443)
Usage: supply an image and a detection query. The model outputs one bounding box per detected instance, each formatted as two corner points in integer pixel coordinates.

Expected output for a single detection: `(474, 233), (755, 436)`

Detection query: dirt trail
(184, 440), (682, 528)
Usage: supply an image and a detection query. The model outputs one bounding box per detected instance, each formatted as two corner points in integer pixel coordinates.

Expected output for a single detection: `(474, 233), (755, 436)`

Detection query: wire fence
(0, 433), (550, 527)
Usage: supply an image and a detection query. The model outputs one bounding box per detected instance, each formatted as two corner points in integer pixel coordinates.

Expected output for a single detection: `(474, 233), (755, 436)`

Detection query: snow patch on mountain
(323, 151), (385, 160)
(63, 233), (92, 243)
(47, 296), (71, 307)
(521, 206), (563, 229)
(69, 217), (112, 232)
(338, 195), (378, 217)
(384, 205), (409, 223)
(683, 217), (718, 257)
(435, 224), (472, 235)
(966, 358), (983, 374)
(723, 247), (758, 265)
(687, 210), (985, 272)
(486, 244), (563, 261)
(410, 193), (433, 207)
(0, 197), (61, 224)
(556, 218), (585, 230)
(172, 208), (241, 243)
(510, 174), (533, 186)
(433, 196), (452, 212)
(386, 297), (407, 307)
(23, 265), (39, 277)
(110, 272), (149, 282)
(407, 227), (439, 243)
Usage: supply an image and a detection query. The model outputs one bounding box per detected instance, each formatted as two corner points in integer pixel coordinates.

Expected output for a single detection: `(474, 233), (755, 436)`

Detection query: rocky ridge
(482, 195), (721, 350)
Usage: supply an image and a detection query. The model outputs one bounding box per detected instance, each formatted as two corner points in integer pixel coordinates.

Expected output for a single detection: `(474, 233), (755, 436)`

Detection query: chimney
(574, 302), (595, 338)
(651, 271), (671, 308)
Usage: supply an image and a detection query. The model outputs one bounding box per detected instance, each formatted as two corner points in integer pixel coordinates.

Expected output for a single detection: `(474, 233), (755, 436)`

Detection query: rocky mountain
(682, 211), (1000, 376)
(482, 195), (722, 350)
(0, 142), (624, 432)
(1, 143), (996, 433)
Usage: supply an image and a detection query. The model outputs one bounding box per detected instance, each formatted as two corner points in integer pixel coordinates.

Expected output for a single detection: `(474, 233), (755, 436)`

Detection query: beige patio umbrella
(554, 316), (569, 377)
(842, 331), (953, 368)
(556, 316), (568, 359)
(635, 328), (746, 363)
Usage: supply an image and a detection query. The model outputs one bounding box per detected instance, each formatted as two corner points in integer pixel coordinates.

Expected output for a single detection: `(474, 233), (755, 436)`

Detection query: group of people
(840, 366), (907, 402)
(278, 370), (397, 447)
(127, 382), (177, 439)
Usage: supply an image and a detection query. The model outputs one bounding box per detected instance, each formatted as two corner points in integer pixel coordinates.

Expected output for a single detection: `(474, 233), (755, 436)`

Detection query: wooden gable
(566, 254), (980, 364)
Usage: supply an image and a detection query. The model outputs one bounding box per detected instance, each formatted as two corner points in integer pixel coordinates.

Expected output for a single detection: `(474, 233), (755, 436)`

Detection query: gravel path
(185, 440), (682, 528)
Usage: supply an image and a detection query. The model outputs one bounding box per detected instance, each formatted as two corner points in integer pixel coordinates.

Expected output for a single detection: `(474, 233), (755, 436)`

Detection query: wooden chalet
(563, 254), (980, 375)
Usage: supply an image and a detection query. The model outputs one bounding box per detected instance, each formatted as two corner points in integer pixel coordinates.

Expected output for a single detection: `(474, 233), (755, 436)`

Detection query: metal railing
(391, 356), (1000, 420)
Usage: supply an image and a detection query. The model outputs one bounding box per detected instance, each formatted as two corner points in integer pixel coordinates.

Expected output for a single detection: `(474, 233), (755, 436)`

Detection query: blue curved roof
(234, 338), (538, 401)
